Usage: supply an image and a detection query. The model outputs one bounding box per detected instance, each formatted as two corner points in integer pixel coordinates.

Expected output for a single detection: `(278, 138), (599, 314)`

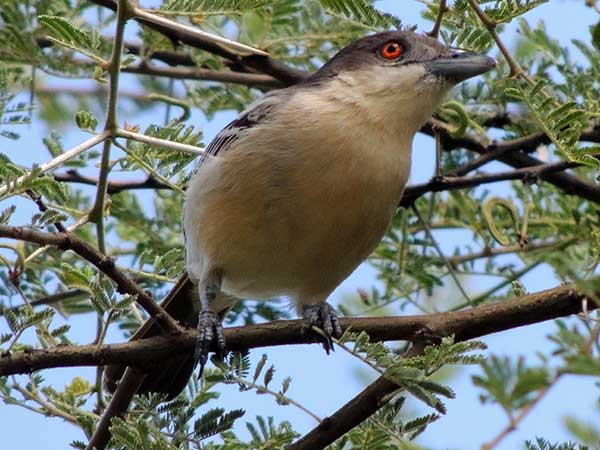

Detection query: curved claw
(194, 310), (226, 377)
(301, 302), (342, 354)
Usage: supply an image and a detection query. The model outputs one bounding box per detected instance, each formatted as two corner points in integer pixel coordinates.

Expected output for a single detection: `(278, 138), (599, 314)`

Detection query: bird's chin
(416, 75), (454, 101)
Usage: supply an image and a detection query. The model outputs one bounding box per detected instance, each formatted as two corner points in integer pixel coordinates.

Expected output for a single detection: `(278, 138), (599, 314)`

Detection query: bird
(104, 30), (495, 400)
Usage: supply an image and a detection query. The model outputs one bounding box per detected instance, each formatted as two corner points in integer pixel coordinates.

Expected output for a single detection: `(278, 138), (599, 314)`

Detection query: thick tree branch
(400, 159), (582, 207)
(420, 123), (600, 206)
(285, 284), (590, 450)
(37, 37), (284, 88)
(0, 225), (180, 333)
(0, 283), (589, 376)
(89, 0), (308, 86)
(85, 367), (146, 450)
(54, 157), (589, 210)
(122, 62), (283, 88)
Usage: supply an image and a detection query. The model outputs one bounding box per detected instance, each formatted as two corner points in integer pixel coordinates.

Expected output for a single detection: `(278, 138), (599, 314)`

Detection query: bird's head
(306, 30), (495, 135)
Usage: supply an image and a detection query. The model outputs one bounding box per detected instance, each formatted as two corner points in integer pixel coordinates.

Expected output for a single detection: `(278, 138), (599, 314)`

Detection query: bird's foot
(194, 310), (225, 377)
(301, 302), (342, 354)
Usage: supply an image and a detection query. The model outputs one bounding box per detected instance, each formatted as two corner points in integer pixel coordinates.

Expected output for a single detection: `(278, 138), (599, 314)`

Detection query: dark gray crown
(306, 31), (452, 83)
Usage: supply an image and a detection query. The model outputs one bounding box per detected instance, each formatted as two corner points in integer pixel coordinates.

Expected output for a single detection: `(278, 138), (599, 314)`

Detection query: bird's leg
(301, 302), (343, 354)
(194, 269), (225, 377)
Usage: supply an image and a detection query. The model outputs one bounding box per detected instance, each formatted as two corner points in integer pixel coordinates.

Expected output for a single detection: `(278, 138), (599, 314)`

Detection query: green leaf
(510, 78), (600, 169)
(161, 0), (271, 15)
(591, 21), (600, 51)
(38, 16), (101, 51)
(473, 355), (551, 413)
(318, 0), (401, 30)
(74, 110), (98, 132)
(0, 205), (16, 224)
(33, 209), (68, 228)
(263, 365), (275, 388)
(403, 382), (447, 414)
(193, 407), (245, 440)
(253, 354), (268, 383)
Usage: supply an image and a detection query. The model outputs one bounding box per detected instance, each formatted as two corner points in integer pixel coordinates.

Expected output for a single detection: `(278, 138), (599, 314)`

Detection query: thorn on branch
(427, 0), (447, 39)
(8, 269), (20, 286)
(98, 256), (116, 271)
(412, 324), (442, 347)
(57, 232), (73, 251)
(522, 171), (540, 185)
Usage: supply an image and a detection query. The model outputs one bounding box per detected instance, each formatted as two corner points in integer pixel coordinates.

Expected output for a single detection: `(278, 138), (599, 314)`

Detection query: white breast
(184, 81), (421, 304)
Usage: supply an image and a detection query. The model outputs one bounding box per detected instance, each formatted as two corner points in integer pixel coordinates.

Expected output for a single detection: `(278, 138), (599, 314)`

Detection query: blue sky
(2, 1), (599, 449)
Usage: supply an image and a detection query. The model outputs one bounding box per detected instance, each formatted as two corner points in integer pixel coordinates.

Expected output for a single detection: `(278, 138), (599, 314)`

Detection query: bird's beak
(427, 51), (496, 83)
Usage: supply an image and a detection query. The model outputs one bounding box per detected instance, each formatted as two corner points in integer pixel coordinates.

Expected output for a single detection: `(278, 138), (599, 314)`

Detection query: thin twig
(450, 261), (542, 311)
(0, 132), (109, 198)
(25, 190), (67, 233)
(110, 139), (185, 193)
(412, 204), (472, 304)
(466, 0), (526, 78)
(89, 0), (130, 248)
(24, 214), (90, 264)
(483, 320), (600, 449)
(481, 376), (559, 450)
(13, 381), (78, 425)
(230, 374), (322, 423)
(53, 170), (172, 194)
(0, 289), (88, 316)
(0, 225), (181, 333)
(114, 128), (205, 155)
(443, 239), (572, 267)
(427, 0), (447, 38)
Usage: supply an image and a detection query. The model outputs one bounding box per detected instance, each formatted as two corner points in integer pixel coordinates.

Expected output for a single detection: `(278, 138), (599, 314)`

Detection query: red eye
(380, 41), (403, 60)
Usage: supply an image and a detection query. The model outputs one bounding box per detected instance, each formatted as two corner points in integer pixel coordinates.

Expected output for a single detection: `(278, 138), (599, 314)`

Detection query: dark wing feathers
(198, 91), (283, 166)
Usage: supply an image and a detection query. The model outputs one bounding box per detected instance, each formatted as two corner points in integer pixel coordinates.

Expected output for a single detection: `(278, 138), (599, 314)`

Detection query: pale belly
(184, 152), (407, 303)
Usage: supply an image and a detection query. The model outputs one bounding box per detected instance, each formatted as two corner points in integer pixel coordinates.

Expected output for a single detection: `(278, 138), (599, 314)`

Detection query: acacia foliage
(1, 0), (600, 449)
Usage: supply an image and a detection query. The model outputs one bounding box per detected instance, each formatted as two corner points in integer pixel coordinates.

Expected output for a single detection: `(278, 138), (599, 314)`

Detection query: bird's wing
(198, 91), (285, 166)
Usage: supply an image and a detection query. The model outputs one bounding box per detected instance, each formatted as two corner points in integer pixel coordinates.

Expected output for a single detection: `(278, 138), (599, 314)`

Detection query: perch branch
(0, 284), (589, 376)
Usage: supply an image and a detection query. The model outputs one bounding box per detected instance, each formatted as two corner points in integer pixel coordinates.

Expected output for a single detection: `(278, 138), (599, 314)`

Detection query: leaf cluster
(341, 332), (485, 414)
(2, 0), (600, 449)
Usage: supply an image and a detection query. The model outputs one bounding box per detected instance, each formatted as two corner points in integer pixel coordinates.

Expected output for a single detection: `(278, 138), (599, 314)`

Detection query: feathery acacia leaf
(161, 0), (272, 15)
(38, 15), (103, 62)
(3, 1), (600, 449)
(318, 0), (401, 30)
(507, 79), (600, 168)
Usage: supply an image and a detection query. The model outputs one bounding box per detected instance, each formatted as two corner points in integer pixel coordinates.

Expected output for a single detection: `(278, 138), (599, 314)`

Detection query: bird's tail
(103, 274), (199, 400)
